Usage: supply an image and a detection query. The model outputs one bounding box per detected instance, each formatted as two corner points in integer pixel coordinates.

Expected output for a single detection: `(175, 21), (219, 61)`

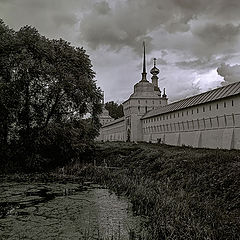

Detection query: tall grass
(75, 142), (240, 240)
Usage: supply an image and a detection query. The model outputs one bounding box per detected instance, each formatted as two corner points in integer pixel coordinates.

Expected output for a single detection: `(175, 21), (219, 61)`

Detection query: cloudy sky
(1, 0), (240, 103)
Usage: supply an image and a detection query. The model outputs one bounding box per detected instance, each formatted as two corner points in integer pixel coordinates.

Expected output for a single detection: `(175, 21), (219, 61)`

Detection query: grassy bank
(72, 142), (240, 240)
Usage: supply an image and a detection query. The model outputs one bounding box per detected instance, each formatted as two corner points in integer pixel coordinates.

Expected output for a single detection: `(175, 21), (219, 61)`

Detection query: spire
(141, 41), (147, 81)
(143, 42), (146, 74)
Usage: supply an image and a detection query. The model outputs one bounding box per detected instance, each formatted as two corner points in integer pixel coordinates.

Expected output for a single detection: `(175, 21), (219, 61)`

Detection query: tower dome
(150, 58), (161, 95)
(150, 58), (160, 76)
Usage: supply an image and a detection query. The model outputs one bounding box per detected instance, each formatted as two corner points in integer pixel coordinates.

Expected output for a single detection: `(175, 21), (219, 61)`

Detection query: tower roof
(128, 43), (163, 99)
(150, 58), (160, 75)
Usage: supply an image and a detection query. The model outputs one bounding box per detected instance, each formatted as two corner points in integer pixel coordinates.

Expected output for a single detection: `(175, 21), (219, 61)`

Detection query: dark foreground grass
(69, 142), (240, 240)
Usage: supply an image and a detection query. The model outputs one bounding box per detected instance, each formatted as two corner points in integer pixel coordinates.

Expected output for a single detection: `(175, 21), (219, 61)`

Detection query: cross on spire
(153, 58), (157, 67)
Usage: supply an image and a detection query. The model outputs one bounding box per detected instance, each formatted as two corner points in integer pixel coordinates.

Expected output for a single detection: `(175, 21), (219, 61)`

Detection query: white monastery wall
(142, 95), (240, 149)
(100, 117), (125, 142)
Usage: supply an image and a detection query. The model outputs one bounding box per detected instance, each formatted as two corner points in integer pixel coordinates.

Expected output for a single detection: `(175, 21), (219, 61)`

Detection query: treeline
(0, 19), (102, 173)
(105, 101), (124, 119)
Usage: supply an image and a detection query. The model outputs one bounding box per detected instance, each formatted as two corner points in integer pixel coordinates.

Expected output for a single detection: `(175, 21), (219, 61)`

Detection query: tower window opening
(203, 107), (205, 112)
(209, 105), (211, 111)
(232, 100), (234, 106)
(224, 102), (226, 108)
(145, 106), (147, 112)
(216, 104), (218, 109)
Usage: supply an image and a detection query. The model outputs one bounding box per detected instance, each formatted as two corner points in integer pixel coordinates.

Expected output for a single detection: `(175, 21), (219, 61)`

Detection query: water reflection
(0, 180), (146, 239)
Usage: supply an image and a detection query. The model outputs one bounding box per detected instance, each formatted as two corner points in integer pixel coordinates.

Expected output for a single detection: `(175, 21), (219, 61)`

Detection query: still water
(0, 179), (146, 240)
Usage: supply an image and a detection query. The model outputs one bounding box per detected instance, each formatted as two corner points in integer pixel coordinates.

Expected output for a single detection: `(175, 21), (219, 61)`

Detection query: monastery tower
(122, 42), (167, 141)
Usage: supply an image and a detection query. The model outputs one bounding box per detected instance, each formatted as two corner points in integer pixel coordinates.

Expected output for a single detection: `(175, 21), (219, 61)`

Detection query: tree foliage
(105, 101), (124, 119)
(0, 19), (102, 172)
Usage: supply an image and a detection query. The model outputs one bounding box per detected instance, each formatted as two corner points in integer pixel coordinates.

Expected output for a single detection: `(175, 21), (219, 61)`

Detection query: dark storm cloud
(1, 0), (240, 102)
(79, 0), (196, 53)
(193, 23), (240, 46)
(217, 63), (240, 85)
(80, 0), (240, 57)
(0, 0), (91, 40)
(176, 55), (233, 72)
(157, 58), (167, 66)
(209, 0), (240, 21)
(94, 1), (111, 15)
(80, 1), (157, 54)
(52, 14), (77, 27)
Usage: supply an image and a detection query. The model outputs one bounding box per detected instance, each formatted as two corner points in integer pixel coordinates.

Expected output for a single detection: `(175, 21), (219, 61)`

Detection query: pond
(0, 178), (147, 240)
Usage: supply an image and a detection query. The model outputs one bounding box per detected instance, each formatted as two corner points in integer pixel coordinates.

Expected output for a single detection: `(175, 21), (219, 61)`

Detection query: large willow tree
(0, 19), (102, 171)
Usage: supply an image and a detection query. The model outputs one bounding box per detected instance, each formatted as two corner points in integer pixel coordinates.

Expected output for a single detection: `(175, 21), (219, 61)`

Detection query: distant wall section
(142, 96), (240, 149)
(98, 117), (125, 142)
